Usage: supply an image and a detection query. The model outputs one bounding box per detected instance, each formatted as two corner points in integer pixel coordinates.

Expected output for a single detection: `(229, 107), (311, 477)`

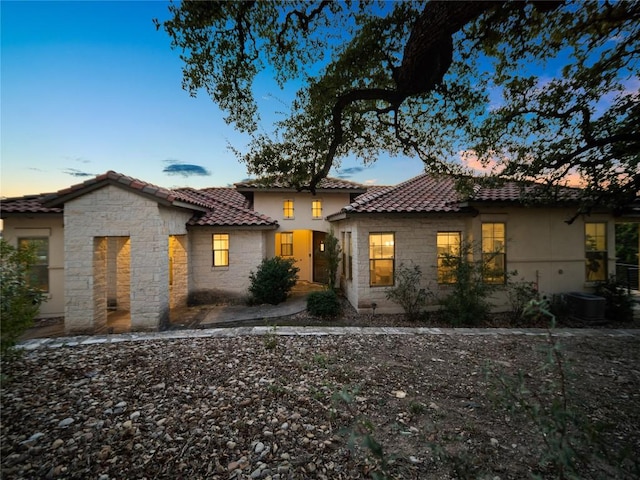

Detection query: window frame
(481, 223), (506, 285)
(437, 231), (461, 284)
(311, 199), (323, 219)
(18, 237), (49, 292)
(283, 199), (294, 219)
(280, 232), (294, 257)
(585, 222), (608, 282)
(212, 233), (229, 267)
(369, 232), (395, 287)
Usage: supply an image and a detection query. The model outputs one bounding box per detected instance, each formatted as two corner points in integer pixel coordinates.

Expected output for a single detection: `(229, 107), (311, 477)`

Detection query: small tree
(325, 230), (341, 291)
(1, 239), (45, 356)
(386, 262), (431, 321)
(248, 256), (299, 305)
(439, 242), (495, 326)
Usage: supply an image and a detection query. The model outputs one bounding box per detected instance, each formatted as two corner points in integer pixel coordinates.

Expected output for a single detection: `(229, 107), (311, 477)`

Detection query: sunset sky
(1, 0), (426, 199)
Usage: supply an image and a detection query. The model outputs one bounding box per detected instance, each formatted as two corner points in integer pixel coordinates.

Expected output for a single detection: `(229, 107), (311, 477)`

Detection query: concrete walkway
(199, 294), (308, 326)
(17, 325), (639, 351)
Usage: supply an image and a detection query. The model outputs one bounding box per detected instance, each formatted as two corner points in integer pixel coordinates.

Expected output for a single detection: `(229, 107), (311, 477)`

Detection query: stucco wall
(252, 191), (352, 230)
(190, 227), (268, 301)
(1, 215), (65, 317)
(63, 185), (193, 333)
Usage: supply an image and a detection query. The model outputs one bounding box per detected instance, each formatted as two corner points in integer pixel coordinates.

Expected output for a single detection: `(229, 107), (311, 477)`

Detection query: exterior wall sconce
(320, 241), (325, 252)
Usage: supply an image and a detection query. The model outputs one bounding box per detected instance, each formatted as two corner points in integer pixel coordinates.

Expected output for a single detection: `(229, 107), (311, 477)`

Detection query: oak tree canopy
(156, 1), (639, 212)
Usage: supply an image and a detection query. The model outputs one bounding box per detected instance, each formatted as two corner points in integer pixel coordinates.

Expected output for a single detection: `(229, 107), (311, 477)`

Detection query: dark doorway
(312, 231), (329, 284)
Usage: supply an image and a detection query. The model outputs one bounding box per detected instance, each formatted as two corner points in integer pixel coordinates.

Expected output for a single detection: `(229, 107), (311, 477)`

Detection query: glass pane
(370, 259), (394, 286)
(586, 252), (607, 281)
(214, 250), (229, 266)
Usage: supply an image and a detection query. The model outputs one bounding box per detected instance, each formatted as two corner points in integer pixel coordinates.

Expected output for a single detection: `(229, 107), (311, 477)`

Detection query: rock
(254, 441), (265, 453)
(58, 417), (74, 428)
(51, 439), (64, 449)
(114, 401), (127, 409)
(490, 437), (499, 447)
(226, 440), (237, 449)
(129, 411), (141, 421)
(152, 382), (165, 390)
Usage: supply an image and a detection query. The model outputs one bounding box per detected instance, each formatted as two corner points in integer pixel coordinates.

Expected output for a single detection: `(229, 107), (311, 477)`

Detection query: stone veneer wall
(169, 235), (188, 309)
(190, 228), (268, 300)
(64, 185), (191, 333)
(116, 237), (131, 311)
(335, 215), (469, 315)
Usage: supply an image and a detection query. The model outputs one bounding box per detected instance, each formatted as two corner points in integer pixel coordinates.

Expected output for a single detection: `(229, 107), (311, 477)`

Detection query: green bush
(307, 290), (341, 318)
(439, 243), (495, 326)
(385, 262), (431, 321)
(1, 239), (45, 356)
(248, 256), (299, 305)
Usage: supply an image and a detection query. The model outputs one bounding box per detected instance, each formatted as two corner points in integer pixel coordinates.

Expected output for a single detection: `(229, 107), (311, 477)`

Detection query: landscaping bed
(2, 330), (639, 479)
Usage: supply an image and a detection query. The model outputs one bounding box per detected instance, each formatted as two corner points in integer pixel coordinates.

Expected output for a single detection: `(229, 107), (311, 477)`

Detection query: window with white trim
(437, 232), (461, 284)
(283, 199), (294, 219)
(281, 232), (293, 256)
(585, 222), (607, 281)
(18, 237), (49, 292)
(212, 234), (229, 267)
(369, 232), (394, 286)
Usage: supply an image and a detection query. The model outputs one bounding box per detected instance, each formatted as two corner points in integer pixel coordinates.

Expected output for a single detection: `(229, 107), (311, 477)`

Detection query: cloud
(62, 168), (96, 178)
(336, 166), (366, 178)
(459, 150), (501, 175)
(162, 160), (211, 178)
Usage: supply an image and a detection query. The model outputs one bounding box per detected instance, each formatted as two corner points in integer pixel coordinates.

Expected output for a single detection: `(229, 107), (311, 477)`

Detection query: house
(1, 170), (635, 333)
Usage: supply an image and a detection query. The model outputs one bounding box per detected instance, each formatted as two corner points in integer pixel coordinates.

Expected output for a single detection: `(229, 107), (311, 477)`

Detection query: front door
(312, 231), (329, 284)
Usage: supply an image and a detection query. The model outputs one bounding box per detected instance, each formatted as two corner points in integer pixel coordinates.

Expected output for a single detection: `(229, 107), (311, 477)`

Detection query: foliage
(263, 324), (279, 351)
(506, 275), (539, 323)
(439, 243), (495, 326)
(615, 223), (639, 266)
(489, 300), (639, 479)
(385, 262), (431, 321)
(248, 256), (299, 305)
(593, 277), (634, 323)
(157, 1), (639, 211)
(307, 289), (341, 318)
(1, 239), (45, 356)
(324, 230), (341, 291)
(333, 387), (390, 480)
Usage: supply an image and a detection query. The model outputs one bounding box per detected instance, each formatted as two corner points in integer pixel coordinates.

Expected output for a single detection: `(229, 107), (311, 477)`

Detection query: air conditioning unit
(564, 292), (606, 323)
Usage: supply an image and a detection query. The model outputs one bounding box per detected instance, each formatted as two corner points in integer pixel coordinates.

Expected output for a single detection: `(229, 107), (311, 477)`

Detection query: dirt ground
(2, 327), (639, 479)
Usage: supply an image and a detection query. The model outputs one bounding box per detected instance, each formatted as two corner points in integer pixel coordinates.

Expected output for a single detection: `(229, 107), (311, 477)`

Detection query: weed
(263, 324), (279, 350)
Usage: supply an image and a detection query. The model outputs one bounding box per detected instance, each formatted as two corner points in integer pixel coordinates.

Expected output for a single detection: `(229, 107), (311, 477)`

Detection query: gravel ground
(2, 329), (639, 479)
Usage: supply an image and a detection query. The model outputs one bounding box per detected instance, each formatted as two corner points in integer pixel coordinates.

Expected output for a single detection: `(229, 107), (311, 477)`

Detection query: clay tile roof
(472, 182), (581, 202)
(343, 174), (464, 214)
(235, 177), (366, 192)
(40, 171), (217, 210)
(1, 194), (63, 215)
(178, 188), (278, 227)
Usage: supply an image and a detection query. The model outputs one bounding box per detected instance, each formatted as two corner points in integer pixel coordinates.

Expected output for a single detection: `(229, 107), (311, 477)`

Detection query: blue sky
(1, 0), (426, 198)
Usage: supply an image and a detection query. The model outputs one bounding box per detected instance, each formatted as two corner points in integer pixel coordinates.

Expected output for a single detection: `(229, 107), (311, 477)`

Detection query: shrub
(1, 239), (45, 356)
(248, 256), (299, 305)
(325, 230), (341, 291)
(385, 262), (431, 321)
(307, 290), (341, 318)
(506, 275), (539, 323)
(439, 243), (495, 326)
(593, 276), (634, 322)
